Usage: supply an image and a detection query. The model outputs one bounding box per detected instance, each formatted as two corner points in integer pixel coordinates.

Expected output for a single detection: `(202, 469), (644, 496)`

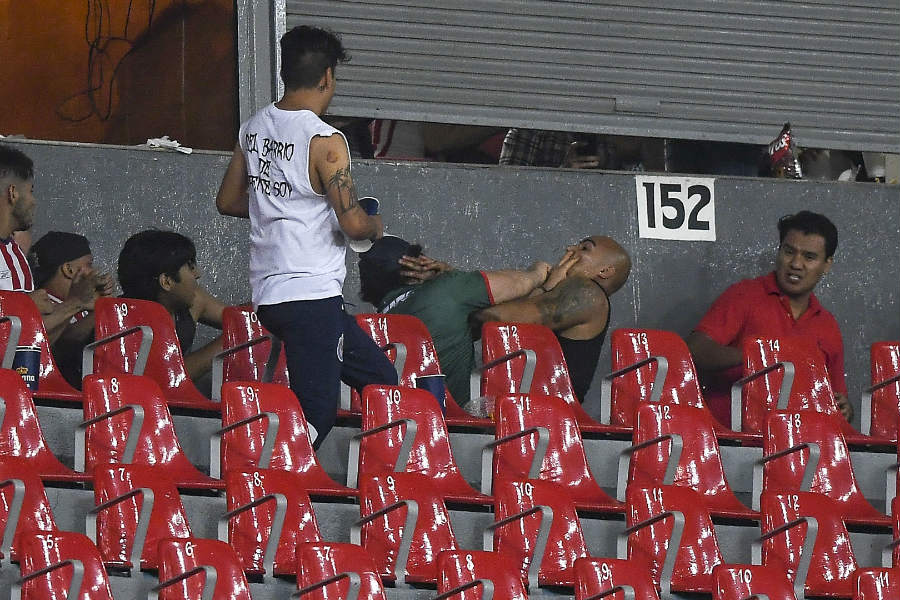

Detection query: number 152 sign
(635, 176), (716, 241)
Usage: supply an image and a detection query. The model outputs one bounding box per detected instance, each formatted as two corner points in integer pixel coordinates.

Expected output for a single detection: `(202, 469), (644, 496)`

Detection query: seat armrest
(0, 315), (22, 369)
(580, 584), (636, 600)
(752, 516), (817, 600)
(885, 462), (899, 513)
(75, 404), (145, 472)
(616, 509), (684, 600)
(0, 478), (25, 565)
(217, 492), (287, 579)
(86, 487), (153, 576)
(882, 536), (900, 568)
(210, 412), (280, 478)
(83, 325), (154, 377)
(471, 349), (537, 399)
(211, 333), (279, 401)
(292, 571), (362, 600)
(351, 500), (419, 588)
(483, 504), (552, 589)
(347, 418), (417, 488)
(148, 565), (217, 600)
(751, 442), (820, 511)
(433, 578), (495, 600)
(599, 356), (668, 425)
(616, 433), (682, 502)
(730, 361), (795, 432)
(11, 558), (84, 600)
(480, 426), (549, 495)
(861, 372), (900, 435)
(379, 342), (407, 380)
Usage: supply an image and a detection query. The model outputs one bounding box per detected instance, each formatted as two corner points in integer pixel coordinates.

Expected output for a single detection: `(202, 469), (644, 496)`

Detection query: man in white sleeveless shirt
(216, 25), (397, 447)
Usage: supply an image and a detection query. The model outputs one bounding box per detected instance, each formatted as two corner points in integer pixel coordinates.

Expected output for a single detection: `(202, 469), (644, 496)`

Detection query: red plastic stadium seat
(79, 373), (221, 490)
(758, 410), (889, 527)
(0, 456), (57, 563)
(155, 536), (252, 600)
(219, 304), (289, 388)
(355, 313), (488, 428)
(0, 368), (87, 482)
(574, 557), (661, 600)
(625, 403), (756, 520)
(355, 473), (459, 586)
(854, 567), (900, 600)
(438, 550), (528, 600)
(215, 381), (354, 497)
(737, 337), (873, 444)
(296, 542), (387, 600)
(609, 329), (757, 443)
(89, 464), (192, 573)
(488, 394), (623, 513)
(624, 485), (724, 595)
(490, 478), (590, 588)
(351, 385), (488, 504)
(863, 341), (900, 442)
(222, 469), (322, 578)
(478, 322), (621, 434)
(0, 290), (82, 403)
(88, 297), (219, 411)
(13, 531), (114, 600)
(711, 564), (798, 600)
(761, 490), (858, 598)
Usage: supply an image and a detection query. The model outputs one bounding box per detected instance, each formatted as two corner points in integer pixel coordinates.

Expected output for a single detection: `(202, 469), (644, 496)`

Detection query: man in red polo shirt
(686, 210), (850, 426)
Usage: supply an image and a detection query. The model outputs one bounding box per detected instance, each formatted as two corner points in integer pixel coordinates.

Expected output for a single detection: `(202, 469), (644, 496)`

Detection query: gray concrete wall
(5, 139), (899, 423)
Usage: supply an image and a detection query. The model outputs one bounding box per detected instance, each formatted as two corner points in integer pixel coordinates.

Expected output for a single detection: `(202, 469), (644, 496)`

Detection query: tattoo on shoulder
(537, 278), (603, 326)
(326, 166), (360, 214)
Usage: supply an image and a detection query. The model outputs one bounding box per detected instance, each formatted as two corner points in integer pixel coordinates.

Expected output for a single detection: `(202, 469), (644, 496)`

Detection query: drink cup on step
(13, 346), (41, 391)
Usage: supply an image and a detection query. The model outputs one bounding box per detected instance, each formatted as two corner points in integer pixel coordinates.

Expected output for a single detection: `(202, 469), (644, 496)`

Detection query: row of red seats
(3, 290), (900, 448)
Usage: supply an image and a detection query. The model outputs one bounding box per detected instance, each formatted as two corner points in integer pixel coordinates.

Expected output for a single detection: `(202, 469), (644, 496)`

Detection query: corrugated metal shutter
(251, 0), (900, 152)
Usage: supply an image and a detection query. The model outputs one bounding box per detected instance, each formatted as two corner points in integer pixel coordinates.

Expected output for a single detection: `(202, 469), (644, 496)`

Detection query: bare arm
(685, 331), (742, 371)
(183, 335), (223, 381)
(312, 135), (382, 240)
(189, 286), (226, 329)
(215, 144), (250, 218)
(472, 276), (606, 333)
(483, 262), (550, 304)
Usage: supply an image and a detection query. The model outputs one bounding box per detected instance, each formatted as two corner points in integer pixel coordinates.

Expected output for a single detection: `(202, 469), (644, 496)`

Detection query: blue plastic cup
(13, 346), (41, 391)
(415, 374), (446, 413)
(358, 196), (380, 216)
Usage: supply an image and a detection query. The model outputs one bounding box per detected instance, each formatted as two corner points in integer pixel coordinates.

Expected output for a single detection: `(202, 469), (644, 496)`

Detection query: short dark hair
(118, 230), (197, 301)
(0, 145), (34, 182)
(358, 237), (422, 307)
(280, 25), (349, 90)
(778, 211), (838, 258)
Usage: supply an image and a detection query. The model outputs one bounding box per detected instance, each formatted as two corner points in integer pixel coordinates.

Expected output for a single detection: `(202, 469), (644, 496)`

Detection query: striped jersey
(0, 237), (34, 292)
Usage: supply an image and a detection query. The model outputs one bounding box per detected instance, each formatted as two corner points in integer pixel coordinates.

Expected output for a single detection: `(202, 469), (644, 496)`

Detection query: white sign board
(635, 176), (716, 241)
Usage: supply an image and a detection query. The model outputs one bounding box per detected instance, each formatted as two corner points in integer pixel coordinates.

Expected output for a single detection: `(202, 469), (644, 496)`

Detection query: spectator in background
(28, 231), (114, 387)
(117, 230), (226, 382)
(686, 211), (851, 425)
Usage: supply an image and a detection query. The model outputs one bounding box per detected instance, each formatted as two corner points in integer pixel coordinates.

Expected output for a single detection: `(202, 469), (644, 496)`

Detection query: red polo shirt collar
(761, 271), (822, 319)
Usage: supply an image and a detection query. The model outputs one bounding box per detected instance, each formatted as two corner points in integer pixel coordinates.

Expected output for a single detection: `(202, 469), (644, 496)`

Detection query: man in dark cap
(27, 231), (114, 386)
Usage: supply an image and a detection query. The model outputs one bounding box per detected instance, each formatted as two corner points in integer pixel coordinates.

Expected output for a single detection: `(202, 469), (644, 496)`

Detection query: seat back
(611, 329), (709, 426)
(0, 368), (80, 481)
(763, 410), (883, 524)
(219, 382), (348, 496)
(741, 336), (845, 435)
(760, 490), (858, 597)
(711, 564), (797, 600)
(492, 478), (588, 587)
(296, 542), (387, 600)
(0, 456), (57, 562)
(630, 403), (750, 519)
(438, 550), (528, 600)
(0, 290), (82, 400)
(157, 537), (252, 600)
(625, 485), (723, 594)
(221, 305), (289, 386)
(17, 530), (114, 600)
(91, 464), (191, 570)
(357, 473), (458, 583)
(81, 374), (211, 487)
(574, 557), (661, 600)
(493, 394), (619, 511)
(355, 314), (444, 386)
(869, 341), (900, 441)
(224, 469), (321, 576)
(855, 568), (900, 600)
(357, 386), (479, 501)
(92, 297), (210, 408)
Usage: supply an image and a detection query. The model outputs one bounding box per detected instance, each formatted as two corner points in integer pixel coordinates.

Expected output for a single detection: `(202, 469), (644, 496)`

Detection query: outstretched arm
(312, 134), (382, 240)
(472, 276), (607, 332)
(685, 331), (742, 371)
(216, 143), (250, 218)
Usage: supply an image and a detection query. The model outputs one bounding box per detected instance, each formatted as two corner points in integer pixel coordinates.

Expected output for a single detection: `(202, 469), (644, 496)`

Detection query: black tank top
(556, 283), (610, 403)
(173, 307), (196, 352)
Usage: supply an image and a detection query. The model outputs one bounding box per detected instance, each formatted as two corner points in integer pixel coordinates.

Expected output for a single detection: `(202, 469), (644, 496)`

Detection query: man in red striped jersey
(0, 145), (37, 292)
